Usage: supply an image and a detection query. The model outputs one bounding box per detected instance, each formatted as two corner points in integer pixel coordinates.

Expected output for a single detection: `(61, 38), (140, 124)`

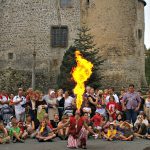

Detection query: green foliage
(145, 48), (150, 85)
(57, 26), (104, 90)
(57, 46), (76, 90)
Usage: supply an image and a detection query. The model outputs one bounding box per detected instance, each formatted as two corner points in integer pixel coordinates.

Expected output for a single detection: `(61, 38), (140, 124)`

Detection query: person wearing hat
(44, 90), (58, 121)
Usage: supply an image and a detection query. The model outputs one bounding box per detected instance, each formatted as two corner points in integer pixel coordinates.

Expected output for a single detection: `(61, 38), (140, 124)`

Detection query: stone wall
(0, 0), (81, 90)
(0, 68), (51, 93)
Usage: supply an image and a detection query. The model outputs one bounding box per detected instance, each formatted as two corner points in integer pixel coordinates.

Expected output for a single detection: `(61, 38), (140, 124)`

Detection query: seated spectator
(134, 113), (149, 138)
(36, 120), (56, 142)
(9, 117), (24, 143)
(51, 114), (60, 128)
(0, 120), (10, 144)
(91, 111), (103, 130)
(23, 115), (35, 139)
(144, 91), (150, 122)
(91, 111), (103, 138)
(57, 115), (69, 140)
(43, 113), (53, 129)
(119, 121), (134, 141)
(103, 123), (117, 141)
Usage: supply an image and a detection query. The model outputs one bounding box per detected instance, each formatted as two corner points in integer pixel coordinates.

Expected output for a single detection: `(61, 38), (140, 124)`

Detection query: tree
(57, 26), (104, 90)
(74, 26), (104, 88)
(145, 48), (150, 86)
(57, 46), (76, 90)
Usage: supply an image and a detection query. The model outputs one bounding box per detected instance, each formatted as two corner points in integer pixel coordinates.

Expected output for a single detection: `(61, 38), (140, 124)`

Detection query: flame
(72, 50), (93, 110)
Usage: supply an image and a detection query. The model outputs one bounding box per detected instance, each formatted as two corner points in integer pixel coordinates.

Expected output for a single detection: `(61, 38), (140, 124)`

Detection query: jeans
(126, 109), (138, 125)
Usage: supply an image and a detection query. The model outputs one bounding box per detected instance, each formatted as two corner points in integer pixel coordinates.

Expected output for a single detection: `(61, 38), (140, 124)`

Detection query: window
(60, 0), (72, 8)
(8, 53), (13, 59)
(138, 29), (142, 40)
(51, 26), (68, 48)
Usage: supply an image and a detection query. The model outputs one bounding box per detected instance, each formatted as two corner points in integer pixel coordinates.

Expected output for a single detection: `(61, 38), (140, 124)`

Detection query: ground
(0, 139), (150, 150)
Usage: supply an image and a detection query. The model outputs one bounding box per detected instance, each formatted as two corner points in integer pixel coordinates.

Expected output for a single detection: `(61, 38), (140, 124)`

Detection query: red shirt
(106, 101), (117, 113)
(69, 116), (84, 136)
(91, 114), (102, 127)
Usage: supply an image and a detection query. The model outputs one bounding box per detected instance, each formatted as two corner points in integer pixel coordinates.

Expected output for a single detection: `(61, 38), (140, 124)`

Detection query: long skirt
(67, 127), (88, 148)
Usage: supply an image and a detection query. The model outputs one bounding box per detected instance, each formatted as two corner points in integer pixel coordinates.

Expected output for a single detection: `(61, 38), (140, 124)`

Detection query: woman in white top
(144, 91), (150, 121)
(45, 91), (58, 120)
(64, 91), (74, 116)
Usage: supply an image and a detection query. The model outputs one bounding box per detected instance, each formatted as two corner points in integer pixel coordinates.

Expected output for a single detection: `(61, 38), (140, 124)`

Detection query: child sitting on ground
(91, 111), (103, 138)
(119, 121), (134, 141)
(36, 120), (56, 142)
(9, 117), (24, 143)
(0, 120), (10, 144)
(57, 115), (69, 140)
(103, 123), (117, 141)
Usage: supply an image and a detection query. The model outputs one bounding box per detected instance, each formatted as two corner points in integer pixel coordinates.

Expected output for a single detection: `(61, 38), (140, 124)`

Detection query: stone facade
(0, 0), (81, 90)
(0, 0), (147, 91)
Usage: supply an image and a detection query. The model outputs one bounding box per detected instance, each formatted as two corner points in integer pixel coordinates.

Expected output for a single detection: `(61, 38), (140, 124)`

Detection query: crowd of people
(0, 84), (150, 149)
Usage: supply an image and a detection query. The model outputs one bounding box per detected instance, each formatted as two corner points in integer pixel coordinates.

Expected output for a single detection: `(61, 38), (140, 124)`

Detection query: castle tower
(81, 0), (147, 89)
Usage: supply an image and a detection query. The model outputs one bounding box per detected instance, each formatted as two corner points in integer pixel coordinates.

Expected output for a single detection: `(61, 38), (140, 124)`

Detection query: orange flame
(72, 50), (93, 110)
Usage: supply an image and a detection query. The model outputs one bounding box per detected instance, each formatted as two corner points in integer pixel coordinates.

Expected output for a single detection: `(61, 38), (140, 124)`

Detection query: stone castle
(0, 0), (147, 92)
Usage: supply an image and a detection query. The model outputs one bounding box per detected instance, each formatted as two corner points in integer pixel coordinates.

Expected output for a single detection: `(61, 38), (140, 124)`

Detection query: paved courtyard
(0, 139), (150, 150)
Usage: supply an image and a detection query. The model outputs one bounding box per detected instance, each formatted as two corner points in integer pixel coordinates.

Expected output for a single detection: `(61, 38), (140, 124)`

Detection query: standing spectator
(13, 88), (26, 122)
(137, 90), (145, 112)
(106, 96), (118, 121)
(144, 91), (150, 121)
(88, 88), (98, 117)
(45, 91), (58, 121)
(56, 89), (64, 120)
(82, 102), (92, 117)
(64, 91), (74, 116)
(105, 87), (119, 104)
(103, 89), (109, 101)
(0, 91), (13, 124)
(122, 84), (141, 124)
(84, 86), (91, 98)
(36, 92), (47, 124)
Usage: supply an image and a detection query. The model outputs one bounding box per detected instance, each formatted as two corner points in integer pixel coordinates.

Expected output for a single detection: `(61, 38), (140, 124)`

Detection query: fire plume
(72, 50), (93, 110)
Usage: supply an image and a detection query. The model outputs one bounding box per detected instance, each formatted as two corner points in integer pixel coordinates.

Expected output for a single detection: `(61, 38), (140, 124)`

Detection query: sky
(145, 0), (150, 49)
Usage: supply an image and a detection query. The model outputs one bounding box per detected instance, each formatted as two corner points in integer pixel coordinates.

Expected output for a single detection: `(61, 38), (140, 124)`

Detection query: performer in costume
(56, 110), (97, 149)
